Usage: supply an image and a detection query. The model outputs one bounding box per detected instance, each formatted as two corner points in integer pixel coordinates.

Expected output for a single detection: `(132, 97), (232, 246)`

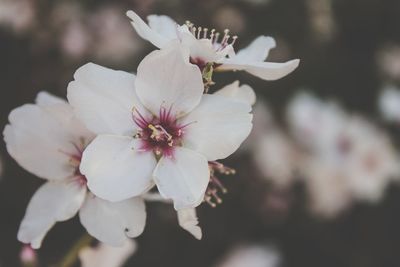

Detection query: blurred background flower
(216, 244), (281, 267)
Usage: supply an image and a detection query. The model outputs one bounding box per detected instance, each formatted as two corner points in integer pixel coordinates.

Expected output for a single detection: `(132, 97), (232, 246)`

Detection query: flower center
(185, 22), (237, 91)
(133, 106), (189, 158)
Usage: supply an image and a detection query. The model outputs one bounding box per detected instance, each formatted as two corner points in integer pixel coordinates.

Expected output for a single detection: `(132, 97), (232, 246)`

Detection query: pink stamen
(132, 104), (187, 158)
(204, 161), (235, 207)
(132, 108), (149, 129)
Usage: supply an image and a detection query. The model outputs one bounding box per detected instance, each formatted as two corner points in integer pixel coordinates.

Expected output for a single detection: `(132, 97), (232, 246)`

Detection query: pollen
(132, 105), (190, 157)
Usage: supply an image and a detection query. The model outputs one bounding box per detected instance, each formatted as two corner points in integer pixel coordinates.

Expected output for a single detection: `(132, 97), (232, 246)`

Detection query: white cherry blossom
(126, 10), (299, 81)
(3, 92), (146, 248)
(301, 157), (353, 218)
(287, 92), (347, 157)
(379, 85), (400, 123)
(287, 93), (400, 216)
(343, 116), (400, 202)
(68, 44), (253, 210)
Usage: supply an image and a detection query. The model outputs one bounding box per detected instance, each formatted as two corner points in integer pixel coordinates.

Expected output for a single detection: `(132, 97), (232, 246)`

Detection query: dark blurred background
(2, 0), (400, 266)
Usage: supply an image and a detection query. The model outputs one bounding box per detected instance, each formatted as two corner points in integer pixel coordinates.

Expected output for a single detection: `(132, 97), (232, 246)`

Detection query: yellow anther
(148, 124), (158, 138)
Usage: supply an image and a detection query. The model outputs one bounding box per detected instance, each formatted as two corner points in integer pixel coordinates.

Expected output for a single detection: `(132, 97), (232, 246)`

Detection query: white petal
(126, 10), (173, 48)
(231, 36), (276, 62)
(35, 91), (66, 106)
(219, 59), (300, 81)
(214, 81), (256, 106)
(79, 194), (146, 246)
(4, 104), (83, 180)
(40, 102), (95, 143)
(34, 96), (93, 143)
(180, 94), (253, 161)
(177, 208), (202, 240)
(81, 135), (156, 202)
(180, 31), (223, 62)
(217, 35), (299, 81)
(79, 239), (137, 267)
(147, 14), (179, 40)
(18, 181), (86, 249)
(68, 63), (146, 136)
(153, 147), (209, 210)
(135, 43), (204, 117)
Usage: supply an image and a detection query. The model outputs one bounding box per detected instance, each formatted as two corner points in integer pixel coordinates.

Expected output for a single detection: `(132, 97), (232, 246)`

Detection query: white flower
(287, 93), (400, 216)
(3, 92), (146, 248)
(301, 157), (353, 218)
(126, 10), (299, 81)
(79, 239), (136, 267)
(0, 0), (36, 33)
(286, 92), (347, 156)
(342, 116), (400, 202)
(216, 245), (281, 267)
(67, 44), (253, 210)
(379, 85), (400, 123)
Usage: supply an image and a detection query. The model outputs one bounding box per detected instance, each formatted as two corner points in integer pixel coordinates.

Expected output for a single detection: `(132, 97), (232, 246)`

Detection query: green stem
(57, 234), (93, 267)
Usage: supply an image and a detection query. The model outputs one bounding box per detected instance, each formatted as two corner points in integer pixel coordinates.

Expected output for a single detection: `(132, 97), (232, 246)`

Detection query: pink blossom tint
(59, 140), (88, 186)
(132, 106), (190, 158)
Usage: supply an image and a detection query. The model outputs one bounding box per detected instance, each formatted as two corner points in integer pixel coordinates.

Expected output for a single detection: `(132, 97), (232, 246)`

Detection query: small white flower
(126, 10), (299, 81)
(0, 0), (36, 34)
(379, 85), (400, 123)
(288, 93), (400, 216)
(287, 92), (347, 156)
(216, 245), (281, 267)
(67, 44), (253, 210)
(343, 116), (400, 202)
(79, 239), (136, 267)
(301, 157), (353, 218)
(3, 92), (146, 248)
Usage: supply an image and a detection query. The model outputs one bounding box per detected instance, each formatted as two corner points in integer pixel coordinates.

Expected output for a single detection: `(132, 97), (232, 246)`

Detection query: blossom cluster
(3, 10), (299, 249)
(249, 92), (400, 218)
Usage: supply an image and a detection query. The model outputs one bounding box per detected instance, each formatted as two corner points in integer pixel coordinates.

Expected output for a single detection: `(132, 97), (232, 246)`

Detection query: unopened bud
(20, 245), (37, 267)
